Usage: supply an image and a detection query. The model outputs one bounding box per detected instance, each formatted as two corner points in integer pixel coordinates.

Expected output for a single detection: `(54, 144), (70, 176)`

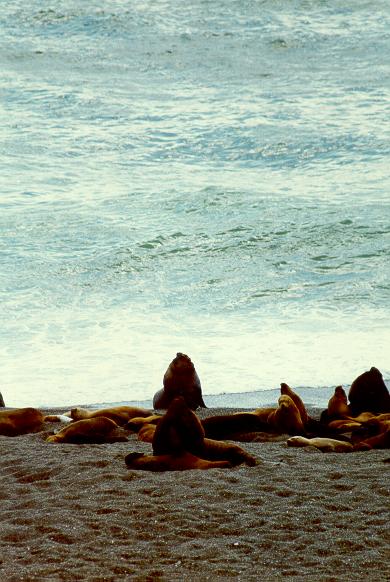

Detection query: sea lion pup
(153, 352), (206, 410)
(0, 408), (44, 437)
(125, 451), (231, 472)
(69, 406), (152, 427)
(267, 395), (305, 435)
(280, 383), (309, 425)
(348, 367), (390, 415)
(287, 436), (353, 453)
(46, 417), (128, 444)
(202, 411), (273, 441)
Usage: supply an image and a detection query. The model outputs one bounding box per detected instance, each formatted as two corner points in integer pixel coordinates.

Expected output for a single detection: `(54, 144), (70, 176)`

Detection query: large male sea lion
(125, 396), (257, 471)
(69, 406), (152, 427)
(348, 367), (390, 415)
(267, 395), (305, 435)
(46, 417), (128, 444)
(0, 408), (44, 436)
(153, 353), (206, 410)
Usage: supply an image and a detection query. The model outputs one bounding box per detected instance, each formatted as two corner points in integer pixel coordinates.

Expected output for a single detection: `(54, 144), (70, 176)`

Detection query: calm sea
(1, 0), (389, 408)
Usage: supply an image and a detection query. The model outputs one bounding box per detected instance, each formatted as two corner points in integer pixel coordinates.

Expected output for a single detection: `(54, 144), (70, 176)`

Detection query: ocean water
(1, 0), (389, 408)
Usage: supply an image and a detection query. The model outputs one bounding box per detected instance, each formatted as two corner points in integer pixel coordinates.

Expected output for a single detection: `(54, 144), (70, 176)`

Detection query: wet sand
(0, 407), (389, 581)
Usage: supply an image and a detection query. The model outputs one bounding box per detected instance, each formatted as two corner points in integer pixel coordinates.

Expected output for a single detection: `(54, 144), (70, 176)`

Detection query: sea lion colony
(0, 358), (389, 471)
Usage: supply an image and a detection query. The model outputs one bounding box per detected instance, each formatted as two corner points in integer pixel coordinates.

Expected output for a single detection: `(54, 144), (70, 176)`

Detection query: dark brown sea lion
(70, 406), (152, 427)
(125, 451), (231, 471)
(126, 396), (257, 470)
(0, 408), (44, 437)
(0, 392), (5, 407)
(153, 353), (206, 410)
(348, 367), (390, 415)
(202, 411), (273, 440)
(46, 417), (128, 444)
(353, 428), (390, 451)
(267, 395), (305, 435)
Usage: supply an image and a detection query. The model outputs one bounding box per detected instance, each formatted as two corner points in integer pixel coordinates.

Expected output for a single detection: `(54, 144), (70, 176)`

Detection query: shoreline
(0, 407), (389, 581)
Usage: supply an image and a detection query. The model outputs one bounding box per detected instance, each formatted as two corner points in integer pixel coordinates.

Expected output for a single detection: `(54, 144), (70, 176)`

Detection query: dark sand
(0, 407), (389, 581)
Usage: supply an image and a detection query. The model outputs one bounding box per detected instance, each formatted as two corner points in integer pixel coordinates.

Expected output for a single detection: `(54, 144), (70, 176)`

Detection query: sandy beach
(0, 407), (389, 582)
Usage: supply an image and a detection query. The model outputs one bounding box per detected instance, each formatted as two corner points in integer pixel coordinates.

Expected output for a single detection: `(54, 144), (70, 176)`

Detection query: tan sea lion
(125, 414), (162, 432)
(348, 367), (390, 415)
(46, 417), (128, 444)
(70, 406), (152, 427)
(153, 353), (206, 410)
(125, 451), (231, 471)
(287, 436), (353, 453)
(327, 386), (351, 419)
(137, 423), (157, 443)
(0, 408), (44, 437)
(280, 383), (309, 425)
(327, 419), (362, 431)
(267, 395), (305, 435)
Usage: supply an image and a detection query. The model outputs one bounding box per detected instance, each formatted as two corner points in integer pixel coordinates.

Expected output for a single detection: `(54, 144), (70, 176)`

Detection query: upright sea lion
(280, 383), (309, 425)
(326, 386), (351, 419)
(153, 353), (206, 410)
(287, 436), (353, 453)
(46, 417), (128, 444)
(70, 406), (152, 427)
(125, 396), (257, 471)
(0, 392), (5, 407)
(348, 367), (390, 415)
(267, 395), (305, 435)
(0, 408), (44, 437)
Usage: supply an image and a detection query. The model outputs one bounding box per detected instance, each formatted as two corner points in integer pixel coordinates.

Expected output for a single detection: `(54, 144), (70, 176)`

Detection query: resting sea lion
(267, 395), (305, 435)
(0, 408), (44, 437)
(46, 417), (128, 444)
(202, 411), (273, 440)
(70, 406), (152, 427)
(153, 353), (206, 410)
(348, 367), (390, 415)
(125, 414), (162, 432)
(287, 436), (353, 453)
(137, 423), (157, 443)
(125, 451), (231, 472)
(353, 428), (390, 451)
(280, 383), (309, 425)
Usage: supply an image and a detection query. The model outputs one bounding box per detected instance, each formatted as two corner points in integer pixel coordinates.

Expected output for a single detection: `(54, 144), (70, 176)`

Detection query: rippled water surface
(1, 0), (389, 406)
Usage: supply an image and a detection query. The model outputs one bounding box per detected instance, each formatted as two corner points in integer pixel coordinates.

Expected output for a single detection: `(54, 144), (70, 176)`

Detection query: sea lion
(153, 353), (206, 410)
(125, 414), (162, 432)
(70, 406), (152, 427)
(43, 414), (73, 424)
(46, 417), (128, 444)
(152, 396), (205, 455)
(202, 438), (258, 466)
(0, 408), (44, 437)
(287, 436), (353, 453)
(327, 419), (362, 431)
(202, 411), (273, 440)
(267, 395), (305, 435)
(137, 423), (157, 443)
(353, 428), (390, 451)
(280, 383), (309, 425)
(124, 451), (231, 472)
(326, 386), (351, 419)
(0, 392), (4, 407)
(348, 367), (390, 415)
